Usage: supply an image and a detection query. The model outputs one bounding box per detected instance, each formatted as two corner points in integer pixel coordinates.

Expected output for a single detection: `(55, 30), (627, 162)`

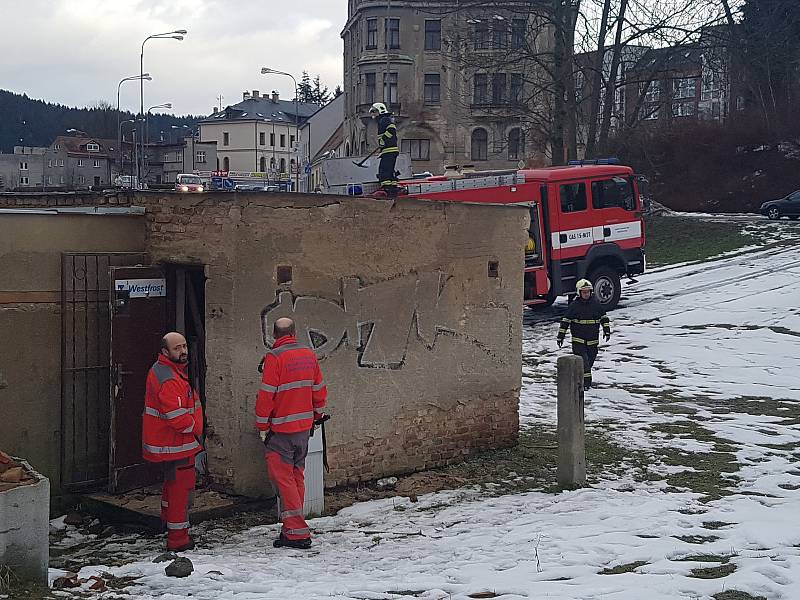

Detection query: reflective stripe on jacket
(557, 297), (611, 345)
(376, 114), (399, 157)
(255, 335), (327, 434)
(142, 354), (204, 463)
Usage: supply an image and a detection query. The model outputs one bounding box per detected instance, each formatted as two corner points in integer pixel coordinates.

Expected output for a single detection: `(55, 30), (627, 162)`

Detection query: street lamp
(144, 103), (172, 185)
(119, 119), (137, 184)
(139, 29), (186, 184)
(261, 67), (299, 192)
(118, 73), (151, 178)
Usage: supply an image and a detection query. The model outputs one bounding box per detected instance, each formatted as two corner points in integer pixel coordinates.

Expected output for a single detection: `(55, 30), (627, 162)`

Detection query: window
(424, 73), (441, 104)
(58, 159), (64, 167)
(473, 73), (488, 104)
(383, 72), (398, 104)
(385, 18), (400, 49)
(492, 73), (507, 103)
(223, 132), (230, 146)
(673, 77), (696, 100)
(86, 143), (99, 152)
(510, 74), (523, 104)
(672, 102), (696, 117)
(260, 132), (266, 145)
(19, 161), (28, 170)
(366, 18), (377, 49)
(196, 150), (206, 163)
(78, 175), (85, 184)
(736, 96), (745, 111)
(47, 176), (52, 185)
(643, 106), (660, 120)
(560, 182), (587, 212)
(93, 159), (100, 168)
(643, 80), (661, 103)
(60, 175), (65, 184)
(270, 157), (277, 170)
(401, 139), (431, 160)
(471, 128), (488, 160)
(280, 134), (286, 147)
(54, 144), (61, 151)
(290, 135), (295, 148)
(260, 156), (267, 171)
(280, 158), (286, 173)
(701, 69), (722, 101)
(48, 159), (52, 168)
(365, 72), (376, 104)
(20, 176), (29, 185)
(270, 132), (275, 146)
(474, 21), (489, 50)
(425, 20), (441, 50)
(508, 128), (524, 160)
(511, 18), (525, 49)
(592, 177), (635, 210)
(77, 159), (84, 167)
(492, 21), (507, 49)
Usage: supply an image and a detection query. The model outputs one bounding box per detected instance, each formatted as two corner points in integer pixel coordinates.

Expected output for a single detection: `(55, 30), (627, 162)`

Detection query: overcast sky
(1, 0), (346, 116)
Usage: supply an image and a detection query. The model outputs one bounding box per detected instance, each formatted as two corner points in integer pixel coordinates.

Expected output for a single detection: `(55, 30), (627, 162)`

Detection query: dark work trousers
(264, 430), (311, 541)
(377, 152), (399, 188)
(161, 455), (195, 549)
(571, 342), (599, 387)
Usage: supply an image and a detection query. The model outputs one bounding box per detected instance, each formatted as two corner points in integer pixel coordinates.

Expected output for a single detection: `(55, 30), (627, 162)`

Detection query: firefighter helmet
(576, 279), (593, 293)
(369, 102), (388, 115)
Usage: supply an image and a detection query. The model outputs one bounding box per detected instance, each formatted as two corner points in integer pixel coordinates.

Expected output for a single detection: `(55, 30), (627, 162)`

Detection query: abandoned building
(0, 191), (526, 499)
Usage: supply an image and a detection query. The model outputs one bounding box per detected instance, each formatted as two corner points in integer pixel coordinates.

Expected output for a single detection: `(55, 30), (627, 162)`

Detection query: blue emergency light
(568, 158), (621, 166)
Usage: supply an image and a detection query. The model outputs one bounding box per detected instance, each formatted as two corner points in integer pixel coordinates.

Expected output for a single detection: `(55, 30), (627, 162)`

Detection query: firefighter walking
(557, 280), (611, 390)
(369, 102), (400, 196)
(256, 317), (328, 549)
(142, 332), (204, 551)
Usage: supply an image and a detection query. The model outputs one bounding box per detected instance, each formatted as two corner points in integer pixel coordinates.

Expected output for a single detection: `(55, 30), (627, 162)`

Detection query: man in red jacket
(256, 317), (327, 549)
(142, 332), (204, 551)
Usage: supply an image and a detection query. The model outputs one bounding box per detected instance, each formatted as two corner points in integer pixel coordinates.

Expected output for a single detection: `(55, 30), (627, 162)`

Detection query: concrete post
(557, 355), (586, 489)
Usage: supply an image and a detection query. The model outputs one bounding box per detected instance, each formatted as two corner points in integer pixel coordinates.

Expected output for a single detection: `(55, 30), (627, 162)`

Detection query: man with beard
(142, 332), (204, 551)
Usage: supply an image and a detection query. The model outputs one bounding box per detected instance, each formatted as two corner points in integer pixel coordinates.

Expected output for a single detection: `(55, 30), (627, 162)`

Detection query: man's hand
(557, 338), (564, 348)
(259, 430), (268, 442)
(604, 332), (611, 342)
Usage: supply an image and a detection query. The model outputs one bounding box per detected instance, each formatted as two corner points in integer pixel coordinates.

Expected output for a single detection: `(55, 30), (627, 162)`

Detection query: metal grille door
(60, 252), (146, 491)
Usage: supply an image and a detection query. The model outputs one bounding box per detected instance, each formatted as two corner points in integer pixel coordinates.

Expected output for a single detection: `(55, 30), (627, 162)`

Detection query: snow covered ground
(62, 224), (800, 600)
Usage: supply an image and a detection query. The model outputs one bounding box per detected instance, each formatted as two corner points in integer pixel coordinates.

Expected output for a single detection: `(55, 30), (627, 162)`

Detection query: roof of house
(631, 44), (704, 74)
(200, 96), (320, 125)
(313, 123), (344, 162)
(52, 136), (119, 158)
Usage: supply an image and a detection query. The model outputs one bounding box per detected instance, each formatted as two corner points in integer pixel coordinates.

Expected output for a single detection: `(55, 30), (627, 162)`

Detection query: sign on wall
(114, 279), (166, 298)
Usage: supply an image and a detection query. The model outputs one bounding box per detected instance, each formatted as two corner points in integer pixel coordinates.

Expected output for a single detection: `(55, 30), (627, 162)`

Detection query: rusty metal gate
(60, 252), (146, 491)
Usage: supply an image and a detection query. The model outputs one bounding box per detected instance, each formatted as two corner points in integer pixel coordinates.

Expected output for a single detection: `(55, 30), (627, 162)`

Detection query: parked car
(233, 182), (278, 192)
(175, 174), (205, 193)
(760, 190), (800, 220)
(113, 175), (139, 189)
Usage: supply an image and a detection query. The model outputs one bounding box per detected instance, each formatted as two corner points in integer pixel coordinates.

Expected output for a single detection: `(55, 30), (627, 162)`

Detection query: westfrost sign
(115, 279), (166, 298)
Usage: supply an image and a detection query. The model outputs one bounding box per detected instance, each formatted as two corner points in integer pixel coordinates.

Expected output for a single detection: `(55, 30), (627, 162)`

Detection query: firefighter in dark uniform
(557, 279), (611, 390)
(369, 102), (399, 196)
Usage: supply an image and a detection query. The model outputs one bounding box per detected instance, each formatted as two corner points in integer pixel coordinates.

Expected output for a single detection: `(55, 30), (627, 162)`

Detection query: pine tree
(295, 71), (313, 104)
(311, 75), (331, 105)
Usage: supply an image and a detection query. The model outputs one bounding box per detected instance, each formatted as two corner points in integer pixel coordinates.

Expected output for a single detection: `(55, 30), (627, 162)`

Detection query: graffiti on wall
(260, 271), (497, 369)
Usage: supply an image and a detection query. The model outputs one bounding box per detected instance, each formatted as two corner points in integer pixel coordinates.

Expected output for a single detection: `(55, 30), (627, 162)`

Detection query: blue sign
(304, 163), (312, 175)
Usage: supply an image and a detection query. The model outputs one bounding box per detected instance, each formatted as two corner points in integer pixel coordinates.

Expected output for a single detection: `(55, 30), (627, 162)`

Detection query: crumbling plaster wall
(143, 193), (527, 497)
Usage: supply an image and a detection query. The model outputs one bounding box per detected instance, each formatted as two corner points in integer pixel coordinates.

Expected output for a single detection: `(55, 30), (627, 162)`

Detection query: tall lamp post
(118, 74), (151, 179)
(143, 103), (172, 186)
(119, 119), (137, 184)
(261, 67), (299, 192)
(139, 29), (186, 185)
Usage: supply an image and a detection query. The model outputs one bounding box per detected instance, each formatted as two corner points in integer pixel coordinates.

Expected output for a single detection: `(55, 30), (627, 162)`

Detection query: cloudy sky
(1, 0), (346, 116)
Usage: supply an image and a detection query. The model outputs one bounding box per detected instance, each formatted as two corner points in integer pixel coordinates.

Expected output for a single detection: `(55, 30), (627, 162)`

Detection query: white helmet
(369, 102), (388, 115)
(576, 279), (593, 293)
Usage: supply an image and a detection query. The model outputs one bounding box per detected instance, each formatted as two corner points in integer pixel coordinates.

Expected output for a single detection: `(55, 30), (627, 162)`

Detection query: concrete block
(557, 355), (586, 490)
(0, 459), (50, 585)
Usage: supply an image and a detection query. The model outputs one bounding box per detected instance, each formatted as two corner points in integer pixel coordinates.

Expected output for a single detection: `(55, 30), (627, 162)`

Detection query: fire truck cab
(402, 160), (645, 310)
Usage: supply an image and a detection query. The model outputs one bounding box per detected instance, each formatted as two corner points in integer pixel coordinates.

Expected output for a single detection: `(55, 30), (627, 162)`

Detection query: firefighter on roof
(369, 102), (400, 196)
(557, 279), (611, 390)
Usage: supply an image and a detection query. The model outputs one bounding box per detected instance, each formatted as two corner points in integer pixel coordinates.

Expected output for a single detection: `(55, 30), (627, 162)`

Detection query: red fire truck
(402, 160), (645, 310)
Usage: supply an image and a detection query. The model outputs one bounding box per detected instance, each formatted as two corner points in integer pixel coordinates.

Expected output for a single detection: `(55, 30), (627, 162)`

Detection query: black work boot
(273, 533), (312, 549)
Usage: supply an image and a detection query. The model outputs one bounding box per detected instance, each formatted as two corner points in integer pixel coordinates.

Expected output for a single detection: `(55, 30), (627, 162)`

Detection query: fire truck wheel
(589, 266), (621, 310)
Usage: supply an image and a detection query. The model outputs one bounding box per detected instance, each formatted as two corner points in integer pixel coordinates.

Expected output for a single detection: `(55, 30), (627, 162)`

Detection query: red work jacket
(255, 335), (327, 434)
(142, 354), (204, 463)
